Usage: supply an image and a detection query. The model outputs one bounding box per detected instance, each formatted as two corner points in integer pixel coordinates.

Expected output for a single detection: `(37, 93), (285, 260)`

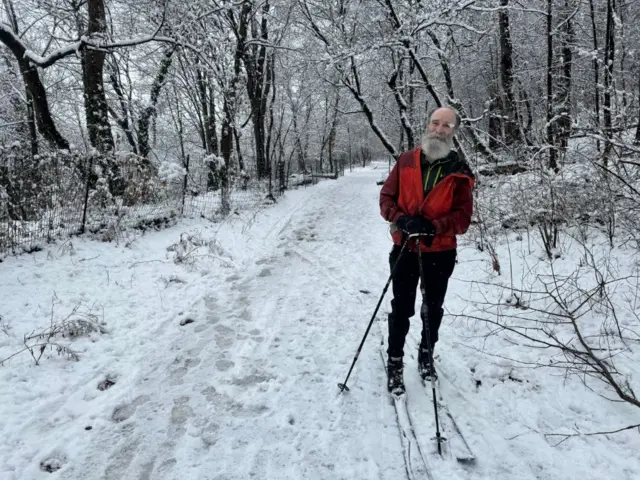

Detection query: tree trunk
(1, 2), (38, 155)
(602, 0), (615, 163)
(488, 92), (502, 149)
(636, 73), (640, 144)
(138, 47), (175, 161)
(242, 0), (271, 179)
(208, 87), (218, 156)
(546, 0), (558, 171)
(108, 64), (138, 154)
(618, 3), (627, 119)
(556, 0), (574, 154)
(209, 0), (251, 190)
(516, 77), (533, 142)
(265, 51), (277, 182)
(408, 61), (417, 148)
(26, 90), (37, 155)
(233, 126), (244, 173)
(83, 0), (114, 154)
(327, 92), (340, 173)
(195, 66), (212, 153)
(0, 0), (68, 150)
(588, 0), (601, 151)
(498, 0), (519, 144)
(291, 111), (307, 173)
(388, 56), (414, 149)
(215, 97), (233, 190)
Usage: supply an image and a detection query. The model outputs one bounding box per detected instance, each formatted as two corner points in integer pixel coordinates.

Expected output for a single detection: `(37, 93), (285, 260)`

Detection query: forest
(0, 1), (638, 254)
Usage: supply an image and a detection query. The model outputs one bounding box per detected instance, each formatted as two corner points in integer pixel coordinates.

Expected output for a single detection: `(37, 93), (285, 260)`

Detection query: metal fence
(0, 149), (348, 255)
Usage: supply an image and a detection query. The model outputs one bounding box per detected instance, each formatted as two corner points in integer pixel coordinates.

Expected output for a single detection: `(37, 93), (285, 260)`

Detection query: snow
(1, 163), (640, 479)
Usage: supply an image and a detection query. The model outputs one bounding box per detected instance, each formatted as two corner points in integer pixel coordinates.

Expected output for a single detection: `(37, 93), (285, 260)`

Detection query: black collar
(420, 150), (456, 168)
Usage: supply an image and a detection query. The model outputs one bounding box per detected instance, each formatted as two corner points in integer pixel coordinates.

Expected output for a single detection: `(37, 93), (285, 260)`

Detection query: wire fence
(0, 148), (349, 255)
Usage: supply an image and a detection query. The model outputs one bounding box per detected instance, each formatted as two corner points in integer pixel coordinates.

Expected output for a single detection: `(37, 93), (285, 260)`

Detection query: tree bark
(83, 0), (114, 154)
(265, 51), (277, 182)
(291, 106), (308, 174)
(0, 2), (68, 150)
(327, 91), (340, 173)
(602, 0), (615, 163)
(388, 56), (414, 149)
(498, 0), (519, 144)
(195, 66), (211, 153)
(108, 64), (138, 154)
(546, 0), (558, 171)
(556, 0), (575, 154)
(211, 1), (251, 190)
(242, 0), (271, 179)
(636, 73), (640, 144)
(588, 0), (601, 151)
(618, 3), (627, 118)
(137, 47), (176, 161)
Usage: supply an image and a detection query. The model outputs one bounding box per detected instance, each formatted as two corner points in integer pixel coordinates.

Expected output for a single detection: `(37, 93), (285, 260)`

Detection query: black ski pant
(387, 245), (456, 359)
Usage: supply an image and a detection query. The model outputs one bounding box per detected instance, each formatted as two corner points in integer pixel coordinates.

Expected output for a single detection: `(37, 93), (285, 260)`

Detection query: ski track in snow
(2, 163), (640, 479)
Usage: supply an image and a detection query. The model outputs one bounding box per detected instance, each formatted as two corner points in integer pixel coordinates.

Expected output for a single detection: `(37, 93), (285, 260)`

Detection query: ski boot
(387, 356), (405, 395)
(418, 346), (437, 381)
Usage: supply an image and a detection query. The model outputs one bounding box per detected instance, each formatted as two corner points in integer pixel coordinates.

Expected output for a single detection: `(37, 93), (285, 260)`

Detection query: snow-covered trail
(3, 163), (640, 480)
(1, 165), (406, 480)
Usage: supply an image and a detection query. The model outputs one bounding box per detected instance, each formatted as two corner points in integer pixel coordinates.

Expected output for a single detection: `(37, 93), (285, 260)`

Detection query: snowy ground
(1, 163), (640, 479)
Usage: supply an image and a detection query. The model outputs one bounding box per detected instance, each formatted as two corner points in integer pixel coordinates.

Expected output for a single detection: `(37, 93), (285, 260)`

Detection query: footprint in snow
(167, 356), (201, 385)
(198, 420), (220, 447)
(154, 458), (177, 477)
(111, 395), (150, 423)
(39, 451), (67, 473)
(215, 359), (234, 372)
(258, 268), (272, 277)
(214, 324), (235, 348)
(194, 323), (208, 333)
(97, 374), (117, 391)
(171, 396), (193, 426)
(231, 373), (271, 387)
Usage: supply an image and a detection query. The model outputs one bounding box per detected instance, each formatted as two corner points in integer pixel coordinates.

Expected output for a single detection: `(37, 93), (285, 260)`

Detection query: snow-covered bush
(0, 303), (107, 366)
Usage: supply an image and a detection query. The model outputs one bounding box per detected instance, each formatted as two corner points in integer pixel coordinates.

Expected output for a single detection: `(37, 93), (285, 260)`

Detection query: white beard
(421, 132), (453, 163)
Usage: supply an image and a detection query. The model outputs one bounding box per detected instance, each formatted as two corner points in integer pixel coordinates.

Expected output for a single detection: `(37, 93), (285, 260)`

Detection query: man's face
(421, 108), (456, 160)
(427, 109), (457, 141)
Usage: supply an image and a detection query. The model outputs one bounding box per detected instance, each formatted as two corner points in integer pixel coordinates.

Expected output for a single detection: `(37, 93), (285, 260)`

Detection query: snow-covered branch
(0, 23), (204, 69)
(468, 4), (548, 16)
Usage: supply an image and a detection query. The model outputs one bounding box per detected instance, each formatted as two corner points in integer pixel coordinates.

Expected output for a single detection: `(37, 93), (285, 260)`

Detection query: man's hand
(396, 216), (436, 236)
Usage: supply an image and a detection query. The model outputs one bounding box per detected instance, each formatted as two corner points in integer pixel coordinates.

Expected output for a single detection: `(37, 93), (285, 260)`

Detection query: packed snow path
(2, 164), (640, 479)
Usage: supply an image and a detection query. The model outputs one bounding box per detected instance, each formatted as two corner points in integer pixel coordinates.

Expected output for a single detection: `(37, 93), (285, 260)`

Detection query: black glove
(396, 216), (436, 236)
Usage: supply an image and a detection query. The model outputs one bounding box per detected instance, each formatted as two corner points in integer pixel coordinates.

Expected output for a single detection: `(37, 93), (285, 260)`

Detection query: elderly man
(379, 107), (475, 394)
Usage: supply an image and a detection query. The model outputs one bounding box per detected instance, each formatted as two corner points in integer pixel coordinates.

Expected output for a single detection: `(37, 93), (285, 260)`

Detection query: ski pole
(338, 236), (410, 393)
(417, 235), (444, 456)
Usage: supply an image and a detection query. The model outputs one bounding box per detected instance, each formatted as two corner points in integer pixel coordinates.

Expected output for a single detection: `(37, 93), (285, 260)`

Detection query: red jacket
(380, 147), (474, 252)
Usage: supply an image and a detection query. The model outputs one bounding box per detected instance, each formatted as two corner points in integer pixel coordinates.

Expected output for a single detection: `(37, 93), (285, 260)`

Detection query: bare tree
(497, 0), (520, 145)
(83, 0), (114, 154)
(602, 0), (615, 163)
(588, 0), (601, 151)
(0, 0), (69, 150)
(546, 0), (558, 171)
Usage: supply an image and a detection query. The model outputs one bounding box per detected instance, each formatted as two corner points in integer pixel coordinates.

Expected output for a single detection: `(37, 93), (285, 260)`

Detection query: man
(379, 106), (475, 394)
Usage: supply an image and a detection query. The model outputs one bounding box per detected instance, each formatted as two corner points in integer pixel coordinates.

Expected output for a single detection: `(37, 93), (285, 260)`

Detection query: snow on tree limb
(0, 24), (201, 69)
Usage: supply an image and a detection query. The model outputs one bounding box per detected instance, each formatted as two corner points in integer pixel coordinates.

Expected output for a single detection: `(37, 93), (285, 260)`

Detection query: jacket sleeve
(432, 180), (473, 235)
(379, 163), (404, 224)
